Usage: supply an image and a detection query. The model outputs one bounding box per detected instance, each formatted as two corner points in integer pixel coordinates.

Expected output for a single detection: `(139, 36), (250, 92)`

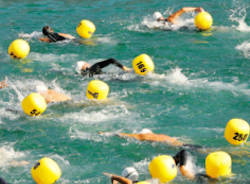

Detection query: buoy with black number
(31, 157), (61, 184)
(22, 93), (47, 116)
(224, 118), (249, 145)
(132, 54), (154, 76)
(8, 39), (30, 59)
(86, 80), (109, 100)
(76, 19), (96, 39)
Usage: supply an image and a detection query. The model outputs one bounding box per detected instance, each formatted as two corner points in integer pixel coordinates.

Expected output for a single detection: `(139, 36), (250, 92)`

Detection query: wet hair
(42, 26), (53, 36)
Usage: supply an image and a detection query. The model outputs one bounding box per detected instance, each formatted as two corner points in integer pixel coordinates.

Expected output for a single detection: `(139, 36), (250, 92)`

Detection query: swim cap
(153, 12), (163, 20)
(139, 128), (153, 134)
(122, 167), (139, 182)
(76, 61), (88, 74)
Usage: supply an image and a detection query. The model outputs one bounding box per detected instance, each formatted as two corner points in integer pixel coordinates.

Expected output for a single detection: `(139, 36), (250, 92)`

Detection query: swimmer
(99, 128), (202, 149)
(174, 149), (217, 183)
(154, 7), (204, 24)
(36, 85), (71, 104)
(104, 167), (139, 184)
(76, 58), (132, 77)
(40, 26), (75, 43)
(104, 150), (198, 184)
(0, 79), (8, 89)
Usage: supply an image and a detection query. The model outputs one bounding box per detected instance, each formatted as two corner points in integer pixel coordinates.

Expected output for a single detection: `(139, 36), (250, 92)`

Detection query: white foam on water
(236, 41), (250, 58)
(0, 144), (26, 167)
(229, 7), (250, 32)
(29, 52), (78, 62)
(146, 67), (250, 96)
(18, 31), (42, 40)
(60, 104), (129, 124)
(95, 35), (118, 45)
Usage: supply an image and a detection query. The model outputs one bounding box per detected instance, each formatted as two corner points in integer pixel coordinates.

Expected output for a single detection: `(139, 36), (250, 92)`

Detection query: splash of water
(229, 7), (250, 32)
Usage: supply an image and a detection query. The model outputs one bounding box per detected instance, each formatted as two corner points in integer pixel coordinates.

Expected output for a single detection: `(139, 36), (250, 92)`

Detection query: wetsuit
(81, 58), (125, 77)
(46, 32), (66, 42)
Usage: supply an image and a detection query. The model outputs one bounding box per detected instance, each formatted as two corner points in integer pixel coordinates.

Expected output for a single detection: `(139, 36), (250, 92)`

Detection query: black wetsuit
(81, 58), (125, 77)
(46, 32), (66, 42)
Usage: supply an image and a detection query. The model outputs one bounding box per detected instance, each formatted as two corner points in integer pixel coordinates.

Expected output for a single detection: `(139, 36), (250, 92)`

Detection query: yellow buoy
(149, 155), (177, 183)
(22, 93), (47, 116)
(194, 11), (213, 30)
(86, 80), (109, 100)
(76, 19), (96, 39)
(136, 181), (150, 184)
(224, 119), (249, 145)
(205, 151), (231, 179)
(8, 39), (30, 59)
(132, 54), (154, 76)
(31, 157), (62, 184)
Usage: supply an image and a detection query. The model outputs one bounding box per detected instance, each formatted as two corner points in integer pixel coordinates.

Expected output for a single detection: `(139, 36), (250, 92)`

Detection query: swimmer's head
(42, 26), (54, 36)
(153, 12), (163, 20)
(122, 167), (139, 182)
(139, 128), (153, 134)
(76, 61), (91, 76)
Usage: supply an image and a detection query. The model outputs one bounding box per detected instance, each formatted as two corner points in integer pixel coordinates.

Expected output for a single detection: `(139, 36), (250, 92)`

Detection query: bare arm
(0, 80), (8, 89)
(39, 37), (52, 42)
(103, 173), (133, 184)
(58, 33), (75, 39)
(167, 7), (204, 24)
(39, 89), (71, 104)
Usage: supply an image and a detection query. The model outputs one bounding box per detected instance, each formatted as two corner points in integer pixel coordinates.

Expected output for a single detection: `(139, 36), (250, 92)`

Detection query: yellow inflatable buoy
(136, 181), (150, 184)
(86, 80), (109, 100)
(224, 118), (249, 145)
(205, 151), (231, 179)
(149, 155), (177, 183)
(8, 39), (30, 59)
(76, 19), (96, 39)
(132, 54), (154, 76)
(194, 11), (213, 30)
(22, 93), (47, 116)
(31, 157), (62, 184)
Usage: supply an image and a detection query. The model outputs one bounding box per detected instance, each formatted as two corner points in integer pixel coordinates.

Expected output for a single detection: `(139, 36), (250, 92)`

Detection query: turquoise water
(0, 0), (250, 183)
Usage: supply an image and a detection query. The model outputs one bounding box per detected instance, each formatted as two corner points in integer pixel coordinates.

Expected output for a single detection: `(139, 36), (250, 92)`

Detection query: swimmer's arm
(39, 90), (71, 104)
(180, 165), (196, 180)
(167, 7), (204, 24)
(118, 133), (141, 140)
(9, 160), (29, 167)
(39, 37), (52, 42)
(58, 33), (75, 39)
(103, 173), (133, 184)
(0, 79), (8, 89)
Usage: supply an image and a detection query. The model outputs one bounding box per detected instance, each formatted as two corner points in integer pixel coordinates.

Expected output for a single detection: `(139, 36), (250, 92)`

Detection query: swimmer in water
(154, 7), (204, 24)
(40, 26), (75, 43)
(0, 79), (8, 89)
(76, 58), (132, 77)
(36, 84), (71, 104)
(99, 128), (202, 149)
(104, 167), (139, 184)
(104, 150), (199, 184)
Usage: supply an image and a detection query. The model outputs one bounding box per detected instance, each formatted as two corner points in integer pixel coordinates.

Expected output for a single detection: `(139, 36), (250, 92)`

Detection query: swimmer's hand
(122, 66), (133, 72)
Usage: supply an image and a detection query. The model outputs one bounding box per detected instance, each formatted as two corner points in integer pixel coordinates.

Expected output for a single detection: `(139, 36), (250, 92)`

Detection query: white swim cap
(153, 12), (163, 20)
(75, 61), (88, 74)
(139, 128), (153, 134)
(122, 167), (139, 182)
